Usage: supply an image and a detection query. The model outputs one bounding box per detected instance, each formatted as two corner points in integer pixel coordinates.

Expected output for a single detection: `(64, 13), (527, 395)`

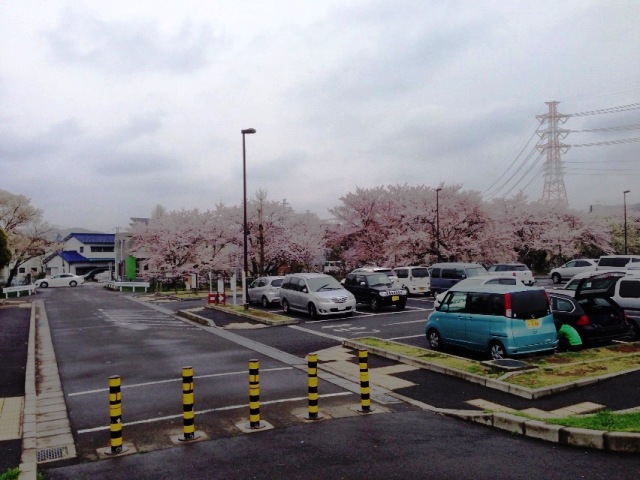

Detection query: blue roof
(63, 233), (115, 244)
(59, 251), (88, 262)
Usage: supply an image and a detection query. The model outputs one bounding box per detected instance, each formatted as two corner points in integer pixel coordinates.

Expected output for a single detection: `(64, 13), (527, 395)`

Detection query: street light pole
(241, 128), (256, 310)
(436, 187), (442, 261)
(624, 190), (630, 255)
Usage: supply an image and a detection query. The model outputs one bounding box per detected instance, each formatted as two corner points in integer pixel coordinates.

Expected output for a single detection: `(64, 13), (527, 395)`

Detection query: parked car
(487, 263), (535, 286)
(548, 259), (597, 284)
(280, 273), (356, 318)
(433, 275), (525, 309)
(35, 273), (85, 288)
(548, 272), (631, 348)
(425, 284), (556, 360)
(322, 261), (344, 274)
(247, 276), (284, 307)
(595, 255), (640, 272)
(429, 262), (488, 295)
(549, 270), (626, 297)
(83, 268), (109, 282)
(349, 266), (400, 286)
(393, 266), (430, 296)
(343, 271), (407, 311)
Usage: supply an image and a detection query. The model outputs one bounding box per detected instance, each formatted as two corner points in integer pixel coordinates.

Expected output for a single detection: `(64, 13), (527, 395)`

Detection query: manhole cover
(483, 359), (535, 371)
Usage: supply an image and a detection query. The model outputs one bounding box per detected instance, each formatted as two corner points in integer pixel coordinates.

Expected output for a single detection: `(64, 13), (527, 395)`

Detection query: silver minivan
(280, 273), (356, 318)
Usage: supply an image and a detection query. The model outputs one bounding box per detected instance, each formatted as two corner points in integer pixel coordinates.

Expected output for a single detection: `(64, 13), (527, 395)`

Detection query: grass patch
(211, 304), (293, 323)
(352, 337), (640, 388)
(544, 410), (640, 433)
(0, 468), (20, 480)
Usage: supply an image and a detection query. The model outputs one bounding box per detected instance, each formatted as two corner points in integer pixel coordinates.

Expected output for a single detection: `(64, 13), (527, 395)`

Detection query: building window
(90, 246), (115, 252)
(19, 267), (26, 273)
(79, 247), (84, 253)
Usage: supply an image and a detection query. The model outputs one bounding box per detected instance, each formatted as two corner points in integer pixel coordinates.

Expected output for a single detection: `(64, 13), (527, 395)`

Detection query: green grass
(543, 410), (640, 433)
(0, 468), (20, 480)
(352, 337), (640, 388)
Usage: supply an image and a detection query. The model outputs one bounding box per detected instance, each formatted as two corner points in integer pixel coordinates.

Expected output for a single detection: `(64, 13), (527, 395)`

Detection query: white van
(393, 266), (431, 295)
(595, 255), (640, 272)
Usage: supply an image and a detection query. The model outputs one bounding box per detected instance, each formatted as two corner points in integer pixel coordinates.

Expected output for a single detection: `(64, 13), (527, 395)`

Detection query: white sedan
(35, 273), (85, 288)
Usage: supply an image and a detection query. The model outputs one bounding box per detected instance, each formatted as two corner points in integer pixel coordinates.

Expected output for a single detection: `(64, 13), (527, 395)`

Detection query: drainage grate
(37, 446), (68, 463)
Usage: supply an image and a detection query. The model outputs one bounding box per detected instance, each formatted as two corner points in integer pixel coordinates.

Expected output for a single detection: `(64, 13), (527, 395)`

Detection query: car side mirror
(438, 304), (449, 312)
(302, 287), (308, 293)
(360, 281), (366, 286)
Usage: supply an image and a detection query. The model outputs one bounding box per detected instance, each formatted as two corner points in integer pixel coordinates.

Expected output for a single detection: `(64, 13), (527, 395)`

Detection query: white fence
(2, 285), (36, 298)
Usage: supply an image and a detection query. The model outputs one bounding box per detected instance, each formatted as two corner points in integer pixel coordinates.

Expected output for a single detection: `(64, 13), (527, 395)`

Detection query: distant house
(44, 233), (115, 276)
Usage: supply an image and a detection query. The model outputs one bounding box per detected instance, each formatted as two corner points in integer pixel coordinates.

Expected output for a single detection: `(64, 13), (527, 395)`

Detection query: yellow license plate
(392, 296), (399, 301)
(526, 319), (540, 328)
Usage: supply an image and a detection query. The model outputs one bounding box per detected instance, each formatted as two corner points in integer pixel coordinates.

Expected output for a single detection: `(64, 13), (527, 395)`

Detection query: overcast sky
(2, 1), (639, 232)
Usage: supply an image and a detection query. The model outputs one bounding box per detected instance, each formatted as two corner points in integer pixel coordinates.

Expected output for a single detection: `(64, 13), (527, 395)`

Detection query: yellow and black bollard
(179, 366), (200, 441)
(248, 359), (264, 429)
(107, 375), (128, 454)
(305, 353), (323, 420)
(357, 350), (373, 413)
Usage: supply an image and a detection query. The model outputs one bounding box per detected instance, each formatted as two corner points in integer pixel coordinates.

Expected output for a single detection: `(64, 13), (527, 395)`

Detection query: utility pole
(536, 101), (570, 207)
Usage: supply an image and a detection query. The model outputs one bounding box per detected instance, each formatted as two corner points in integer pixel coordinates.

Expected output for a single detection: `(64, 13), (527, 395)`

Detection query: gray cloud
(46, 9), (218, 74)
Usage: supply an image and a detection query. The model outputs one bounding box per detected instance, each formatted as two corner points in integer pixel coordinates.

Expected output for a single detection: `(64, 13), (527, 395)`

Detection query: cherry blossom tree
(0, 189), (58, 286)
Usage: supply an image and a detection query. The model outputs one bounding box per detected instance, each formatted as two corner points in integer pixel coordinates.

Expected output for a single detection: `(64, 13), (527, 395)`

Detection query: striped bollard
(179, 366), (200, 441)
(305, 353), (323, 420)
(357, 350), (373, 413)
(107, 375), (128, 454)
(248, 359), (264, 429)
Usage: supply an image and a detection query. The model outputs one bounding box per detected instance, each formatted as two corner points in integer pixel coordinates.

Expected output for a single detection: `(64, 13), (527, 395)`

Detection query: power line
(571, 136), (640, 147)
(568, 102), (640, 117)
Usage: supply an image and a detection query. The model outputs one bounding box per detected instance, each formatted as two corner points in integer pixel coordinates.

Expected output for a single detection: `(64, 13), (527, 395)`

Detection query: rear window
(411, 267), (430, 278)
(271, 279), (283, 287)
(509, 291), (550, 319)
(599, 257), (631, 268)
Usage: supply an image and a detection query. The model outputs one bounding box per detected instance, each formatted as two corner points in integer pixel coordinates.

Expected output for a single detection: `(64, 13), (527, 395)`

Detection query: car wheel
(370, 297), (380, 312)
(427, 329), (443, 350)
(282, 299), (290, 314)
(396, 301), (406, 311)
(261, 296), (269, 308)
(308, 303), (318, 319)
(489, 341), (506, 360)
(402, 285), (410, 296)
(551, 273), (561, 284)
(70, 281), (77, 287)
(40, 282), (48, 288)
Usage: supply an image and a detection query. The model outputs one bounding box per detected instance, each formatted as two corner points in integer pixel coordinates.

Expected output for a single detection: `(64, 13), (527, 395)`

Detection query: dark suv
(343, 272), (407, 311)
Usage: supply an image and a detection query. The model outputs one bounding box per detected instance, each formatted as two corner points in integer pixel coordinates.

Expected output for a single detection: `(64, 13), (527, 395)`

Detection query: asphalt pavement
(4, 291), (640, 479)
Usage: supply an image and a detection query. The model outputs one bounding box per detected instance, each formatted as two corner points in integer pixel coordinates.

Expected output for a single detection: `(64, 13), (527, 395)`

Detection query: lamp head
(241, 128), (256, 134)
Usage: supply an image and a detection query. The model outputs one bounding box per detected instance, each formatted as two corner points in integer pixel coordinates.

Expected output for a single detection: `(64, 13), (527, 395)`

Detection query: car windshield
(466, 267), (488, 277)
(307, 276), (343, 292)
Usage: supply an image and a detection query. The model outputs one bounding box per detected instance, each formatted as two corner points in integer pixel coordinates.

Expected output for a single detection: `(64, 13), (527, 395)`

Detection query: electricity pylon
(536, 101), (570, 207)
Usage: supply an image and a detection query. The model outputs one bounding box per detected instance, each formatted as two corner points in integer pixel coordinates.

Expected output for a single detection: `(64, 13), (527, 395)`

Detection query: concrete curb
(178, 305), (299, 327)
(344, 338), (640, 453)
(18, 302), (37, 480)
(343, 337), (638, 399)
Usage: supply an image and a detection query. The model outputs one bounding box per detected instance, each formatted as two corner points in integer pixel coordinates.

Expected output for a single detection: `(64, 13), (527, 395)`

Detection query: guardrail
(2, 284), (36, 298)
(105, 281), (151, 292)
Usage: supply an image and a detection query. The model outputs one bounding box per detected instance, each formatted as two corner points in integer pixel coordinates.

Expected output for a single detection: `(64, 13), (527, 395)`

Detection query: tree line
(1, 185), (638, 287)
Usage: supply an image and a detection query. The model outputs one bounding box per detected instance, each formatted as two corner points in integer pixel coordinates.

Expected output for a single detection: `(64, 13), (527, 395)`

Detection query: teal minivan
(425, 284), (557, 359)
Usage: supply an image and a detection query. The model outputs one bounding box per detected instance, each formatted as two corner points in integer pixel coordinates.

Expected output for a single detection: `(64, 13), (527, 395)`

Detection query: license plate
(392, 295), (399, 301)
(417, 287), (425, 292)
(526, 319), (540, 328)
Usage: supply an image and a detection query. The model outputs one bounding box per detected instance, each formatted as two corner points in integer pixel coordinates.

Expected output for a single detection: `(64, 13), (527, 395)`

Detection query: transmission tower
(536, 101), (570, 207)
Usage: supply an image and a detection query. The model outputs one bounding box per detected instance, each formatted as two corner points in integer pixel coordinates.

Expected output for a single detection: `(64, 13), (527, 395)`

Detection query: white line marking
(383, 319), (428, 326)
(68, 367), (293, 397)
(77, 392), (353, 433)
